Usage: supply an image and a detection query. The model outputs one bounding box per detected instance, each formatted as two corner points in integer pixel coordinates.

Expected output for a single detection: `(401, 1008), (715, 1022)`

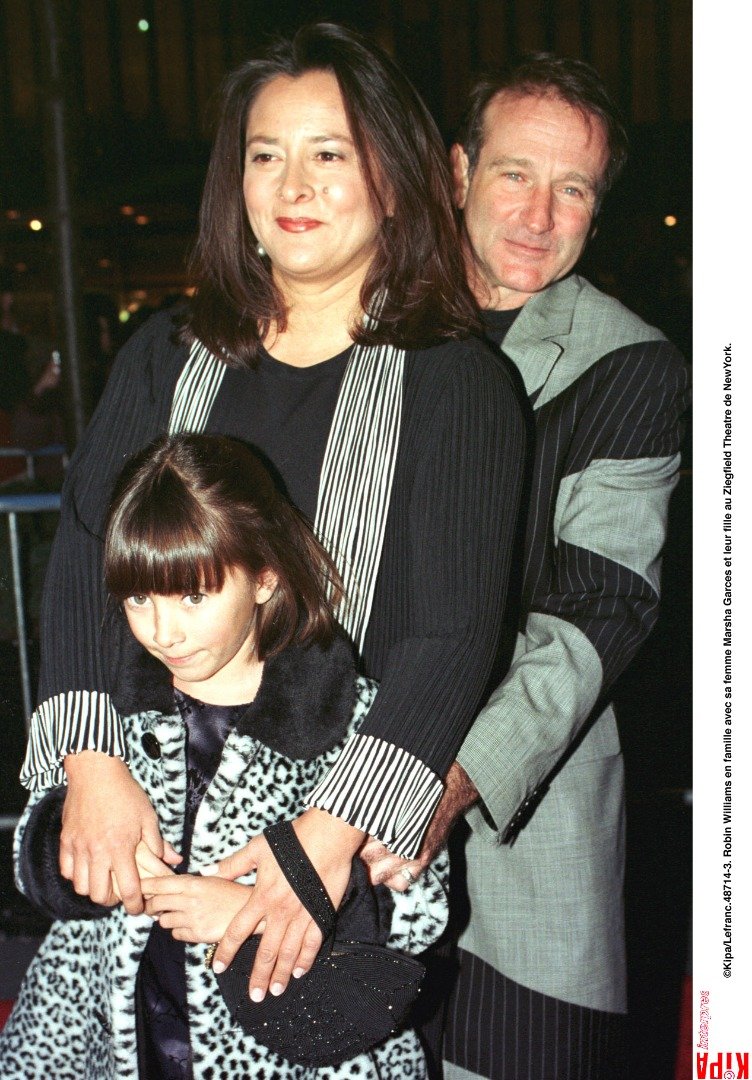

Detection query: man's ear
(255, 567), (279, 606)
(450, 144), (471, 209)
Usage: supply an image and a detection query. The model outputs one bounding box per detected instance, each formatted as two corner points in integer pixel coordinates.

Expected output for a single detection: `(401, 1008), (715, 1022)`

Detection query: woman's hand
(204, 808), (363, 1001)
(143, 876), (253, 944)
(61, 752), (181, 914)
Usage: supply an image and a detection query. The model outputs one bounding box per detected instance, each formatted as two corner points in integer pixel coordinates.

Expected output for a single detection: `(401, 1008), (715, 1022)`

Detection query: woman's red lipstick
(276, 217), (322, 232)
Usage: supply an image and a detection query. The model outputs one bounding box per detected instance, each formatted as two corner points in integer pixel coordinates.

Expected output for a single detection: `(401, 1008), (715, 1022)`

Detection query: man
(365, 54), (689, 1079)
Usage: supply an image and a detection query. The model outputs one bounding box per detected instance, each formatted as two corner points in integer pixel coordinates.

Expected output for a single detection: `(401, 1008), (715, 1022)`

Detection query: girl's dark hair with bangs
(183, 20), (480, 366)
(104, 433), (343, 660)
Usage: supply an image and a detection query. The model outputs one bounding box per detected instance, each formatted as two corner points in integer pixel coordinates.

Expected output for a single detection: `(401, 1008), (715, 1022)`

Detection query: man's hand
(360, 761), (478, 890)
(143, 876), (253, 944)
(203, 808), (363, 1001)
(359, 837), (424, 892)
(61, 752), (181, 915)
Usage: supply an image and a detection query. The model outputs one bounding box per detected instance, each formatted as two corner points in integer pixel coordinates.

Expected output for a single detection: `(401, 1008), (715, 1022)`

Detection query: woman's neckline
(260, 341), (354, 373)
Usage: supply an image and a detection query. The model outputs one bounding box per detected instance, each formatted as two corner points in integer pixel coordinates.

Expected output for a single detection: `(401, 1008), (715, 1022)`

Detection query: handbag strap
(263, 820), (337, 938)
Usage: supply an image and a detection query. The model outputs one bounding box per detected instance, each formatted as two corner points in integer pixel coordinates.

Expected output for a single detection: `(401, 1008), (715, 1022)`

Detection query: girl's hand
(203, 808), (363, 1001)
(143, 876), (253, 943)
(111, 839), (178, 903)
(135, 838), (180, 879)
(61, 752), (180, 914)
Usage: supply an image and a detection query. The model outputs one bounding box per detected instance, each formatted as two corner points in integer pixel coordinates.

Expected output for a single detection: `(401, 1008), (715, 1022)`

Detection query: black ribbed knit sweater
(28, 310), (526, 838)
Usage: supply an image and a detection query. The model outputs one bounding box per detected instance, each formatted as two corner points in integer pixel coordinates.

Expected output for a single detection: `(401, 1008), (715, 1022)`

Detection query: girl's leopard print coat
(0, 638), (448, 1079)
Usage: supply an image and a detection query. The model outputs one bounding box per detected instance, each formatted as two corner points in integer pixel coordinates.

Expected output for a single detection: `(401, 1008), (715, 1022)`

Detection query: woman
(21, 22), (525, 1004)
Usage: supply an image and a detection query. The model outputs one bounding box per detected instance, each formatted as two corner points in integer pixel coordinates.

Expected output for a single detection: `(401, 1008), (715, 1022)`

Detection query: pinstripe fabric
(170, 335), (406, 656)
(168, 339), (226, 434)
(314, 341), (404, 652)
(170, 336), (425, 855)
(307, 336), (524, 856)
(22, 313), (188, 790)
(23, 333), (230, 789)
(446, 275), (688, 1075)
(20, 692), (126, 787)
(307, 733), (441, 856)
(21, 312), (524, 863)
(444, 953), (626, 1080)
(22, 334), (405, 795)
(520, 338), (687, 680)
(542, 541), (654, 685)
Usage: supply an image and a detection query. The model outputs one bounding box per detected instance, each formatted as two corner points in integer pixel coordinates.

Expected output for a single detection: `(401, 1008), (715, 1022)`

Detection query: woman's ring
(400, 866), (416, 885)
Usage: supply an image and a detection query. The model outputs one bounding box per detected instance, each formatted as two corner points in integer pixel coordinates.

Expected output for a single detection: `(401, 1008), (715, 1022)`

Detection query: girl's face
(243, 70), (384, 296)
(123, 566), (276, 703)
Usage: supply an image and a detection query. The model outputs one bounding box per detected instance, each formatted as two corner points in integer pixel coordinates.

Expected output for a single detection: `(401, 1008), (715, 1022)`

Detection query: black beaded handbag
(213, 819), (425, 1066)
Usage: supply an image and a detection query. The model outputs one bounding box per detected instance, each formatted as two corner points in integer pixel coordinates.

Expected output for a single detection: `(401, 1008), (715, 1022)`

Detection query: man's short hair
(457, 53), (629, 203)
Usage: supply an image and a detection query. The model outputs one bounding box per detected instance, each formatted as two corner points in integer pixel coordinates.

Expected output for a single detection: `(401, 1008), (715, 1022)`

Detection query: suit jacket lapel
(502, 275), (581, 409)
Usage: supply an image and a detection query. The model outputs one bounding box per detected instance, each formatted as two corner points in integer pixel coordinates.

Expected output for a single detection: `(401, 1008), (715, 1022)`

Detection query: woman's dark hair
(184, 21), (479, 366)
(457, 53), (629, 209)
(104, 433), (343, 660)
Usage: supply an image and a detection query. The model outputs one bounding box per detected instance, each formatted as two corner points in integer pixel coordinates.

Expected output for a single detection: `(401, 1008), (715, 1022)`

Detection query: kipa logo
(696, 1052), (749, 1079)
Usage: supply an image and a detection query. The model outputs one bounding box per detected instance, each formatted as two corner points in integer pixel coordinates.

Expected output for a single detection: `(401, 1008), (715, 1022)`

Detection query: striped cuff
(306, 733), (443, 859)
(19, 691), (127, 791)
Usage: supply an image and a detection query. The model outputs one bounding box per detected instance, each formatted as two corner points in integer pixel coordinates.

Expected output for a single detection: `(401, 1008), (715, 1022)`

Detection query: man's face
(452, 91), (609, 309)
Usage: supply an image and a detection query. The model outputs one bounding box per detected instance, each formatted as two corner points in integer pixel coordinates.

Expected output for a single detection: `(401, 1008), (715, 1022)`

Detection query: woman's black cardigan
(22, 310), (527, 857)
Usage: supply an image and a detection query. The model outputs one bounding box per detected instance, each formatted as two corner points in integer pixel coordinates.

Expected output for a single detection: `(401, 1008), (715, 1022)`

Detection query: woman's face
(243, 70), (384, 295)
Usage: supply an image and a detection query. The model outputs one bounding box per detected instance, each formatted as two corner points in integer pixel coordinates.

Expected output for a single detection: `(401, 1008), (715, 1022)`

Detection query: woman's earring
(256, 241), (266, 258)
(322, 187), (329, 195)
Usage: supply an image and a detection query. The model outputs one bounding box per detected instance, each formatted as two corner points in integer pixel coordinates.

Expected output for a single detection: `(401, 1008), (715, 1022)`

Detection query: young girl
(0, 433), (448, 1080)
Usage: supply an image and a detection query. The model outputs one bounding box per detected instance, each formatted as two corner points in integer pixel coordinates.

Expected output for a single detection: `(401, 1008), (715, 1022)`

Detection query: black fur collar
(106, 608), (358, 760)
(233, 633), (358, 759)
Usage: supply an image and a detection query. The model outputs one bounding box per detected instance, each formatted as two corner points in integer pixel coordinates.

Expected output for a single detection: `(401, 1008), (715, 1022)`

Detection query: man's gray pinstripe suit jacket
(449, 273), (688, 1043)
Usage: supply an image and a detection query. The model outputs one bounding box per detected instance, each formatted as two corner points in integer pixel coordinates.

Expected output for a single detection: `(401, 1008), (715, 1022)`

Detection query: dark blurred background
(0, 2), (690, 1076)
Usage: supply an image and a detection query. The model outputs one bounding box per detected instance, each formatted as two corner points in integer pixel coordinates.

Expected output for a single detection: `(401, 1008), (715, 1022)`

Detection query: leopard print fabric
(0, 676), (449, 1078)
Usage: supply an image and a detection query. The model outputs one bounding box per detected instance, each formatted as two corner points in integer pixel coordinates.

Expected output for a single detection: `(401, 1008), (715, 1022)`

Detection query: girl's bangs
(105, 516), (227, 599)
